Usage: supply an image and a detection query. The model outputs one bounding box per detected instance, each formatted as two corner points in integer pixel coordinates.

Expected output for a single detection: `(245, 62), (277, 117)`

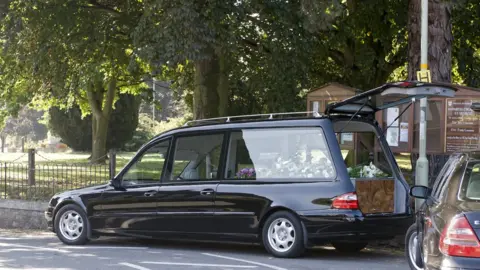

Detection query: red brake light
(439, 215), (480, 258)
(395, 81), (416, 88)
(332, 192), (359, 210)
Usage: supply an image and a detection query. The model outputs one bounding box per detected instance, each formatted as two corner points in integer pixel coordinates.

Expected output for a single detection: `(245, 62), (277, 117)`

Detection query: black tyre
(405, 223), (424, 270)
(331, 241), (368, 253)
(262, 211), (305, 258)
(54, 204), (89, 245)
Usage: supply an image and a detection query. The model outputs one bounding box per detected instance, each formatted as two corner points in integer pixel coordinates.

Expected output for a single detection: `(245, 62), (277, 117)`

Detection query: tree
(408, 0), (453, 82)
(1, 0), (149, 163)
(452, 1), (480, 87)
(48, 94), (141, 153)
(133, 0), (324, 119)
(0, 107), (48, 152)
(301, 0), (409, 90)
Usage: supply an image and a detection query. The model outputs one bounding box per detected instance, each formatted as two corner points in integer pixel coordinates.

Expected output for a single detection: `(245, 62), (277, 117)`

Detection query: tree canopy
(1, 0), (480, 160)
(1, 0), (149, 161)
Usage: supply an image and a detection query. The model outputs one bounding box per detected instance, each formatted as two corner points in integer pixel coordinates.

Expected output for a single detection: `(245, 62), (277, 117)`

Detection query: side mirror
(109, 179), (122, 190)
(410, 185), (430, 199)
(471, 102), (480, 112)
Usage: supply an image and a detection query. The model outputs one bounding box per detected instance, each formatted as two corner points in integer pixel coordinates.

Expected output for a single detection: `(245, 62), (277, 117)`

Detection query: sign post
(415, 0), (431, 211)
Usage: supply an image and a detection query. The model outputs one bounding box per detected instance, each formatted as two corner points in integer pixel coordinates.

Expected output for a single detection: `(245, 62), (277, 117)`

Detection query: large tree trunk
(193, 49), (228, 120)
(91, 113), (109, 163)
(408, 0), (453, 82)
(87, 78), (117, 164)
(1, 135), (5, 153)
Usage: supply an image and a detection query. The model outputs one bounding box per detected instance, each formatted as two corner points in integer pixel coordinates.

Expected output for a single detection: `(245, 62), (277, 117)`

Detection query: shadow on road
(87, 236), (403, 260)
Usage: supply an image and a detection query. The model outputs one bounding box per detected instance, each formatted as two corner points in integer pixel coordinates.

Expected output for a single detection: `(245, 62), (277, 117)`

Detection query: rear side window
(333, 121), (392, 179)
(225, 127), (335, 180)
(461, 162), (480, 200)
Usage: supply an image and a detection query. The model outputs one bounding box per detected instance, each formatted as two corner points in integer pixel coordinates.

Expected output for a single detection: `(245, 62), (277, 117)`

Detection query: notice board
(445, 99), (480, 153)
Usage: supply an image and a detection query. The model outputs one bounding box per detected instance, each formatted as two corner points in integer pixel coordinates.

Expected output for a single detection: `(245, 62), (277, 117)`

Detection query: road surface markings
(141, 261), (257, 268)
(0, 237), (21, 240)
(0, 243), (69, 254)
(203, 253), (287, 270)
(119, 262), (152, 270)
(63, 246), (147, 250)
(67, 253), (96, 257)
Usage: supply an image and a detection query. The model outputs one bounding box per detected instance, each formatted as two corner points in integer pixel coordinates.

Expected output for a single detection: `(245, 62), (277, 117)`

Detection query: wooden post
(28, 149), (35, 186)
(109, 149), (116, 179)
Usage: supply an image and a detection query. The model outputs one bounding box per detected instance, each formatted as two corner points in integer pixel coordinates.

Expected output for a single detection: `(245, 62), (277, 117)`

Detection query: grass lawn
(0, 151), (136, 165)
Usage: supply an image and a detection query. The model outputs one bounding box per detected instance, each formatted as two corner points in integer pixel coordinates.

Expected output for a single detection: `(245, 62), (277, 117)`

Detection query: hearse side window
(225, 127), (335, 180)
(333, 121), (392, 179)
(169, 133), (224, 181)
(122, 139), (170, 185)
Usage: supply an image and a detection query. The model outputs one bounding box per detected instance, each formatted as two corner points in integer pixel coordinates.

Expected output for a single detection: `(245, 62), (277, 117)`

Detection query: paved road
(0, 230), (408, 270)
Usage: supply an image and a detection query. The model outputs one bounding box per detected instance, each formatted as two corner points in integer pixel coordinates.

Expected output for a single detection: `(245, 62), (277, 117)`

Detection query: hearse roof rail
(183, 111), (323, 127)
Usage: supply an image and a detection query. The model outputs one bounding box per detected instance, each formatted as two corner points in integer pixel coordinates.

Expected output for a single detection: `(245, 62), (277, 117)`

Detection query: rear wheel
(331, 242), (368, 252)
(262, 211), (305, 258)
(405, 224), (424, 270)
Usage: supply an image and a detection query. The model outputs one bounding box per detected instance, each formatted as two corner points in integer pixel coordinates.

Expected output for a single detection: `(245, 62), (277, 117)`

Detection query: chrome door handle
(144, 191), (158, 197)
(200, 189), (214, 196)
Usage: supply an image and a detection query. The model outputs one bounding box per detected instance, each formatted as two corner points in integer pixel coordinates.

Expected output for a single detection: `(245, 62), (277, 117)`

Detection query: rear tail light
(332, 192), (359, 210)
(439, 215), (480, 258)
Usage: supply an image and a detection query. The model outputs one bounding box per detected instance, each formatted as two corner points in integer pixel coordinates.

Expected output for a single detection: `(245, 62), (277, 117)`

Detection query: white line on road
(119, 262), (152, 270)
(63, 246), (147, 250)
(141, 261), (257, 268)
(203, 253), (287, 270)
(0, 243), (70, 254)
(147, 251), (162, 254)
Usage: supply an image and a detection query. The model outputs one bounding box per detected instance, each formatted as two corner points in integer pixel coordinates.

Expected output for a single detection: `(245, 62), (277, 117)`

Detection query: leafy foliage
(0, 0), (151, 160)
(452, 1), (480, 87)
(48, 94), (141, 151)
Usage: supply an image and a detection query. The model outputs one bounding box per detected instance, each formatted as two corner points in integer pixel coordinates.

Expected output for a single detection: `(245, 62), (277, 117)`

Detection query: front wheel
(262, 211), (305, 258)
(54, 204), (89, 245)
(331, 242), (368, 252)
(405, 224), (424, 270)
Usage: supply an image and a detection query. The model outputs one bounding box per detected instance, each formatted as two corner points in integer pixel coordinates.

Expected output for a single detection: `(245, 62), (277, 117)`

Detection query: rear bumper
(427, 255), (480, 270)
(297, 209), (413, 244)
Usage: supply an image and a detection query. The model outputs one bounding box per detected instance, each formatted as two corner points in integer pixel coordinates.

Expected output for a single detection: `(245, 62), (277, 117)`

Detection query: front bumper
(45, 206), (54, 232)
(297, 209), (413, 244)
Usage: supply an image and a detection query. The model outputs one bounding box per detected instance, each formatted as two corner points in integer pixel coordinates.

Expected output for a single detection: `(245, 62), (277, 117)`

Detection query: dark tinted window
(169, 133), (224, 181)
(225, 127), (335, 180)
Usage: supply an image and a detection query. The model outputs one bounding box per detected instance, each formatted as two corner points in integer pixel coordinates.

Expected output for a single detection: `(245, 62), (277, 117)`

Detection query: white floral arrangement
(347, 162), (389, 178)
(252, 153), (336, 179)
